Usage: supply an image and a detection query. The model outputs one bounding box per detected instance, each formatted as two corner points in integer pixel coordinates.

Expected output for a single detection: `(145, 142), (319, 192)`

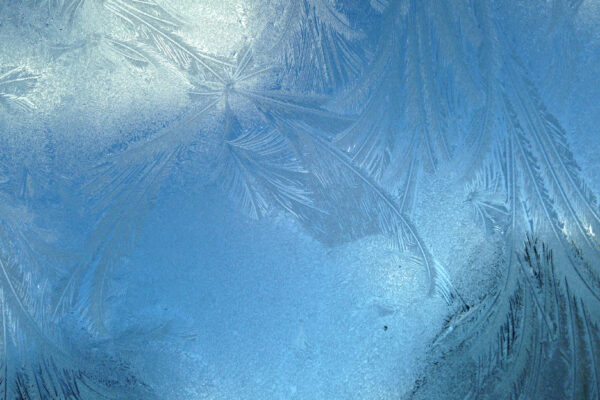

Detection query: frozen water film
(0, 0), (599, 398)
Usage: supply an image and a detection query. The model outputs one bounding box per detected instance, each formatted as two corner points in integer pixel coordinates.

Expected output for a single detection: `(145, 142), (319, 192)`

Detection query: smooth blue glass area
(0, 1), (599, 399)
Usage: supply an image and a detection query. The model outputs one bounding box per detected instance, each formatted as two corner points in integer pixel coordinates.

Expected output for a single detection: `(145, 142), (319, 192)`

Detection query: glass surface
(0, 0), (599, 398)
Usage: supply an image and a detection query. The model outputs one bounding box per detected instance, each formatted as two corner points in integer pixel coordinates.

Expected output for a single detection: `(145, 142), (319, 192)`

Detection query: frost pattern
(0, 67), (38, 112)
(0, 0), (599, 398)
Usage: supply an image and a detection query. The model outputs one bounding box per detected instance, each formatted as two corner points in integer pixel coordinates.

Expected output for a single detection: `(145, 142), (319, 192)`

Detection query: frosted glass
(0, 0), (599, 398)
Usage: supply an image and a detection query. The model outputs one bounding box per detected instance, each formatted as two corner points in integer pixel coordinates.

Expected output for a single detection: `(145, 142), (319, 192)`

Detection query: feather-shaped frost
(410, 2), (600, 397)
(0, 67), (39, 113)
(262, 0), (368, 93)
(0, 204), (156, 399)
(335, 0), (482, 217)
(215, 109), (313, 220)
(105, 0), (233, 82)
(268, 117), (462, 305)
(414, 237), (600, 399)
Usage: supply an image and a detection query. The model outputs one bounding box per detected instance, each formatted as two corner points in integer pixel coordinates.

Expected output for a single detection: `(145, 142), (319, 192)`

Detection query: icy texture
(0, 0), (599, 399)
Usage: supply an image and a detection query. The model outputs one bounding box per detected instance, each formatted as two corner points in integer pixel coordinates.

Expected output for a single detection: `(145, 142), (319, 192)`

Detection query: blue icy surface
(0, 0), (599, 399)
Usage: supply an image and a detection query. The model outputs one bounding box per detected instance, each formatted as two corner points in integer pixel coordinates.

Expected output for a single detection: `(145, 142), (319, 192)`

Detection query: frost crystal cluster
(0, 0), (599, 399)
